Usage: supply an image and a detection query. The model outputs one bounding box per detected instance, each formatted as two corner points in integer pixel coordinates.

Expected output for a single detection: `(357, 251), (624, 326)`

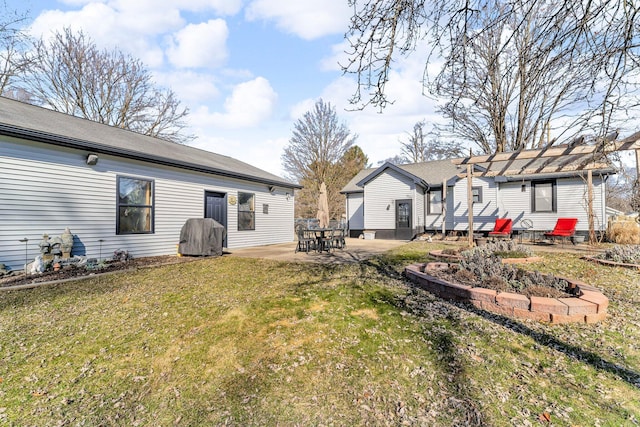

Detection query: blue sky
(5, 0), (442, 178)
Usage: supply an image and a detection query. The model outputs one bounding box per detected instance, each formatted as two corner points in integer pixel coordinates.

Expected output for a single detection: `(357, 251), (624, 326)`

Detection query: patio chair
(316, 228), (334, 253)
(295, 225), (316, 253)
(543, 218), (578, 245)
(332, 227), (346, 249)
(488, 218), (513, 239)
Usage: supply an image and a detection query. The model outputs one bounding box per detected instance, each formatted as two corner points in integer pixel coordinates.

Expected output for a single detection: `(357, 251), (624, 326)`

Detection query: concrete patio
(226, 235), (607, 265)
(227, 237), (408, 264)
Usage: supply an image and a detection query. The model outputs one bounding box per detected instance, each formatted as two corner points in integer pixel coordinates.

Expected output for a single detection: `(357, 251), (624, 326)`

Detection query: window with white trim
(471, 186), (483, 204)
(428, 189), (442, 214)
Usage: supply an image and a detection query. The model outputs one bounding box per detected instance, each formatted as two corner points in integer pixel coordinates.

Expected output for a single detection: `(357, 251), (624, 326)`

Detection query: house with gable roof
(341, 155), (615, 240)
(0, 96), (301, 271)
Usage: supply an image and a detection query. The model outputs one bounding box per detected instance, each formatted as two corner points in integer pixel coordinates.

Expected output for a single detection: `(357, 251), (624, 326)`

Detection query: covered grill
(178, 218), (225, 256)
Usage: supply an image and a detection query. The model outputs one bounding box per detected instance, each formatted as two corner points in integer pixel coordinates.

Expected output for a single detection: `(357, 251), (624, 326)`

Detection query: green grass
(1, 242), (639, 425)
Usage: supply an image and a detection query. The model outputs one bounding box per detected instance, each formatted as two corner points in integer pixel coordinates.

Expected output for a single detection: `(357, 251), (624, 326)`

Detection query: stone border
(582, 256), (640, 270)
(429, 250), (542, 264)
(428, 250), (462, 261)
(405, 262), (608, 324)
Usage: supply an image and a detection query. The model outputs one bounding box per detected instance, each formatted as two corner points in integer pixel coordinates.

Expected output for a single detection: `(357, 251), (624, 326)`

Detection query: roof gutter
(0, 124), (302, 189)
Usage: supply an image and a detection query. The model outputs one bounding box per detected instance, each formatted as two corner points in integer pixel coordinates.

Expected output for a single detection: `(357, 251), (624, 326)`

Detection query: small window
(428, 189), (442, 214)
(532, 180), (556, 212)
(117, 176), (154, 234)
(472, 186), (483, 204)
(263, 204), (269, 214)
(238, 192), (255, 230)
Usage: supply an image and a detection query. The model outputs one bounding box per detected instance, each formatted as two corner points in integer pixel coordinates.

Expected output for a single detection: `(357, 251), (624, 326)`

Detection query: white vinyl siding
(363, 169), (418, 230)
(0, 138), (295, 270)
(497, 177), (606, 232)
(346, 193), (364, 230)
(452, 177), (498, 231)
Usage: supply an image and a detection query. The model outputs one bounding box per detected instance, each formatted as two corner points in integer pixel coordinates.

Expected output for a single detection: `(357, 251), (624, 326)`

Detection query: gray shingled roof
(0, 96), (300, 189)
(341, 155), (614, 193)
(341, 160), (464, 193)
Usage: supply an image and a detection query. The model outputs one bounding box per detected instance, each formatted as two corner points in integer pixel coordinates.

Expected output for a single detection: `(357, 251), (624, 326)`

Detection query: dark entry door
(205, 191), (227, 247)
(395, 199), (412, 240)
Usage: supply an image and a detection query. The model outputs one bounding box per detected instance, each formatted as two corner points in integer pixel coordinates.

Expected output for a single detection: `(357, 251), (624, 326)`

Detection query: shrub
(607, 221), (640, 244)
(461, 240), (534, 259)
(597, 245), (640, 264)
(459, 251), (569, 296)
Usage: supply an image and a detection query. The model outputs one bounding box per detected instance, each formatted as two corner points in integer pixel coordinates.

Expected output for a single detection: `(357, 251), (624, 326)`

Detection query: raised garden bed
(405, 262), (608, 324)
(582, 244), (640, 270)
(429, 249), (542, 264)
(0, 255), (197, 290)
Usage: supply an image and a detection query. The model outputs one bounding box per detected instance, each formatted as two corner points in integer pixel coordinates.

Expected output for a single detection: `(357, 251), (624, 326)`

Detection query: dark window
(472, 186), (483, 204)
(532, 180), (556, 212)
(428, 189), (442, 214)
(117, 176), (154, 234)
(238, 192), (255, 230)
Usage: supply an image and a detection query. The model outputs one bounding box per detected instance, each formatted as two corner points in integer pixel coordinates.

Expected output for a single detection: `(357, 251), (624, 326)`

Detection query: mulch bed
(424, 264), (573, 298)
(0, 255), (199, 289)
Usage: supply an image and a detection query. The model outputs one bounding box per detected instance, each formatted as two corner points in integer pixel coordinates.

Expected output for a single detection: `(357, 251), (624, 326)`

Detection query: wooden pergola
(451, 131), (640, 247)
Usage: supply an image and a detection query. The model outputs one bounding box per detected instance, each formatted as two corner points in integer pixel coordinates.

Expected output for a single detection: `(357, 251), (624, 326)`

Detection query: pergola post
(450, 131), (640, 247)
(636, 149), (640, 198)
(587, 170), (596, 244)
(467, 164), (474, 247)
(441, 178), (447, 239)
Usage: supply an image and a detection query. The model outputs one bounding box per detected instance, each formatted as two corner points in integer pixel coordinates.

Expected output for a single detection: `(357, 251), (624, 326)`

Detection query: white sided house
(341, 157), (615, 240)
(0, 96), (300, 271)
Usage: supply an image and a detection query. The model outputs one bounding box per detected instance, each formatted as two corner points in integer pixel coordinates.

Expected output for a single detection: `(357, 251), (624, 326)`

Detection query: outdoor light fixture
(86, 154), (99, 165)
(286, 192), (290, 200)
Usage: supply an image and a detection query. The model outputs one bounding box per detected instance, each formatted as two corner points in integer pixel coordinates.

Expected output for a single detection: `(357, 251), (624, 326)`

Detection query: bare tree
(21, 28), (193, 144)
(343, 0), (640, 154)
(0, 4), (34, 96)
(377, 154), (408, 166)
(400, 120), (465, 161)
(282, 99), (358, 219)
(400, 120), (428, 163)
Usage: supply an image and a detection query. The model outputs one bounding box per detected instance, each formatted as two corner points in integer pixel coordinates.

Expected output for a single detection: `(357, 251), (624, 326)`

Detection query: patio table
(310, 228), (334, 252)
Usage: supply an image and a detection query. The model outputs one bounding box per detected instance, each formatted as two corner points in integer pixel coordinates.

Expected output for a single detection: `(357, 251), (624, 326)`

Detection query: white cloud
(315, 56), (446, 165)
(245, 0), (351, 40)
(27, 3), (181, 67)
(289, 98), (317, 121)
(27, 1), (242, 68)
(167, 0), (242, 15)
(320, 39), (350, 72)
(192, 77), (278, 129)
(153, 70), (220, 104)
(167, 19), (228, 69)
(190, 134), (288, 177)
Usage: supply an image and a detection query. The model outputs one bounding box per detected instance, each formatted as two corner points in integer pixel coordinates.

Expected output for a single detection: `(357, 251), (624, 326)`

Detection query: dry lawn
(0, 241), (638, 426)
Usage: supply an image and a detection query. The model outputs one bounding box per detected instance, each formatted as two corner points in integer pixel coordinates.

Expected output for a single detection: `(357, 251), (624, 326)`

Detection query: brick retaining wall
(405, 263), (608, 324)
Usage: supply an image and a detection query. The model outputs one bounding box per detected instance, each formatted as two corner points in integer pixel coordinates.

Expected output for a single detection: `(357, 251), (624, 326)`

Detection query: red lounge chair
(488, 218), (512, 239)
(544, 218), (578, 245)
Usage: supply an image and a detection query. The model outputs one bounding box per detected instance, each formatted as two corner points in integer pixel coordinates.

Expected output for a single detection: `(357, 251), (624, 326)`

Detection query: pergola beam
(453, 130), (640, 247)
(456, 162), (611, 178)
(452, 131), (640, 165)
